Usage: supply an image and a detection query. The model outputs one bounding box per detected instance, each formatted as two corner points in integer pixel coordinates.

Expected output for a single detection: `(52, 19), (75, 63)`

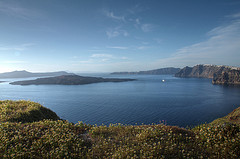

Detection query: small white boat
(162, 79), (165, 82)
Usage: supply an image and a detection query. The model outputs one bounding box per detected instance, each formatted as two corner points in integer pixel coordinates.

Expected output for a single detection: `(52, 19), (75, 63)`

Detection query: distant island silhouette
(0, 70), (74, 79)
(111, 67), (180, 75)
(10, 75), (136, 85)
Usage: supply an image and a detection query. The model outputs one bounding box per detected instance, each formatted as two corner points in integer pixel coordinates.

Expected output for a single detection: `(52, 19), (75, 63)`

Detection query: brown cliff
(175, 64), (231, 78)
(212, 69), (240, 85)
(175, 64), (240, 85)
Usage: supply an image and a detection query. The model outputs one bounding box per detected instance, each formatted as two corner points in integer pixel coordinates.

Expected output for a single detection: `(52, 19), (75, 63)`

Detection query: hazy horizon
(1, 0), (240, 73)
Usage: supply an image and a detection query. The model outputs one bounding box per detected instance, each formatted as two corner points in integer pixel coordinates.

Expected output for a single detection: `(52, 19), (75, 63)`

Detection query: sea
(1, 74), (240, 128)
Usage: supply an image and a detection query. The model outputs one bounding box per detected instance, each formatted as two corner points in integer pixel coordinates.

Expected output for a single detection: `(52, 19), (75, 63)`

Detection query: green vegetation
(0, 120), (91, 158)
(0, 100), (239, 158)
(0, 100), (59, 123)
(210, 107), (240, 125)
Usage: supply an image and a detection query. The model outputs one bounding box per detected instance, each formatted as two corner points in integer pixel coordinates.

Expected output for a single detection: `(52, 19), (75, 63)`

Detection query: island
(0, 70), (74, 79)
(175, 64), (240, 85)
(10, 75), (136, 85)
(111, 67), (180, 75)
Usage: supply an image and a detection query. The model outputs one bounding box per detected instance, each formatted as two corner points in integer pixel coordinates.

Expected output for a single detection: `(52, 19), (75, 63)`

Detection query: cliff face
(212, 69), (240, 85)
(175, 64), (240, 85)
(111, 67), (180, 75)
(175, 65), (232, 78)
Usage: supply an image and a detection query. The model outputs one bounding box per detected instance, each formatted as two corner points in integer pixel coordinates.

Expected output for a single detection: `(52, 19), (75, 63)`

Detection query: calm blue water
(1, 74), (240, 127)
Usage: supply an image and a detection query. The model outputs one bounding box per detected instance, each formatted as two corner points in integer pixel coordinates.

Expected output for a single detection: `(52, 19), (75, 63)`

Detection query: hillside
(111, 67), (180, 75)
(210, 107), (240, 125)
(175, 64), (240, 85)
(0, 100), (59, 123)
(212, 69), (240, 85)
(10, 75), (136, 85)
(0, 100), (239, 158)
(0, 70), (74, 79)
(175, 64), (234, 78)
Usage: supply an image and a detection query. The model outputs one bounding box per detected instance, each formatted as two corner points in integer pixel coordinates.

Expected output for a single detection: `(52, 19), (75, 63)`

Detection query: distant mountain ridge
(0, 70), (74, 79)
(175, 64), (240, 85)
(111, 67), (180, 75)
(175, 64), (239, 78)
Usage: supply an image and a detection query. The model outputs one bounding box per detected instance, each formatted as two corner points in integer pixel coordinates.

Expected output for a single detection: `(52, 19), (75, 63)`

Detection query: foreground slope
(210, 107), (240, 125)
(0, 100), (60, 122)
(0, 100), (239, 158)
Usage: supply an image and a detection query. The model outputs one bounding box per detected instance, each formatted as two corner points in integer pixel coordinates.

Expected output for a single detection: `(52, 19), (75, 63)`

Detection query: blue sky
(0, 0), (240, 73)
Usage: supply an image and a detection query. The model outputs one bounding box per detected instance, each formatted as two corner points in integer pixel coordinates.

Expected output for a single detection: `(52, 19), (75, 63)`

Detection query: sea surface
(1, 74), (240, 127)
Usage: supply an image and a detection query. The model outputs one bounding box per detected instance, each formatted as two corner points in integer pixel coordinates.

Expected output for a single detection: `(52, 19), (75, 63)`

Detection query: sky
(0, 0), (240, 73)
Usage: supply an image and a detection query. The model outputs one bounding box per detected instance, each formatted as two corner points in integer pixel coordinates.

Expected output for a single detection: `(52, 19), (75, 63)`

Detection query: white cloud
(106, 30), (120, 38)
(136, 18), (140, 25)
(2, 60), (26, 64)
(107, 46), (128, 50)
(91, 54), (113, 58)
(153, 14), (240, 68)
(88, 54), (128, 63)
(0, 1), (42, 20)
(103, 10), (125, 22)
(141, 24), (155, 32)
(121, 57), (128, 60)
(154, 38), (162, 44)
(106, 27), (128, 38)
(137, 46), (149, 50)
(226, 12), (240, 18)
(0, 43), (35, 52)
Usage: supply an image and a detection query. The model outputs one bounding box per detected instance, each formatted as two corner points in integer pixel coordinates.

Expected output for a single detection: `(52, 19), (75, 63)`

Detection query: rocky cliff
(175, 64), (240, 85)
(212, 69), (240, 85)
(175, 64), (235, 78)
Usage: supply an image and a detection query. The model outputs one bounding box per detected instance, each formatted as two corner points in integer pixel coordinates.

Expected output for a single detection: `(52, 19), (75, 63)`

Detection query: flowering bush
(0, 100), (239, 158)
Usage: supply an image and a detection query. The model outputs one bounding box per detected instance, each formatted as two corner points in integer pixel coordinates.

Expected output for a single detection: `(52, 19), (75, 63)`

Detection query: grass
(0, 120), (91, 158)
(210, 107), (240, 125)
(0, 100), (60, 123)
(0, 100), (239, 158)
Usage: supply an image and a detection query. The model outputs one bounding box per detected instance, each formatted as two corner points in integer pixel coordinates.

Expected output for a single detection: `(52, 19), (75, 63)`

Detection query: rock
(175, 64), (232, 78)
(212, 69), (240, 85)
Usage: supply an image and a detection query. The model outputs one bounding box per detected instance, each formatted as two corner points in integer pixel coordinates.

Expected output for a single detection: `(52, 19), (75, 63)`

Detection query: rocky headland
(212, 69), (240, 85)
(111, 67), (180, 75)
(10, 75), (135, 85)
(175, 64), (240, 85)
